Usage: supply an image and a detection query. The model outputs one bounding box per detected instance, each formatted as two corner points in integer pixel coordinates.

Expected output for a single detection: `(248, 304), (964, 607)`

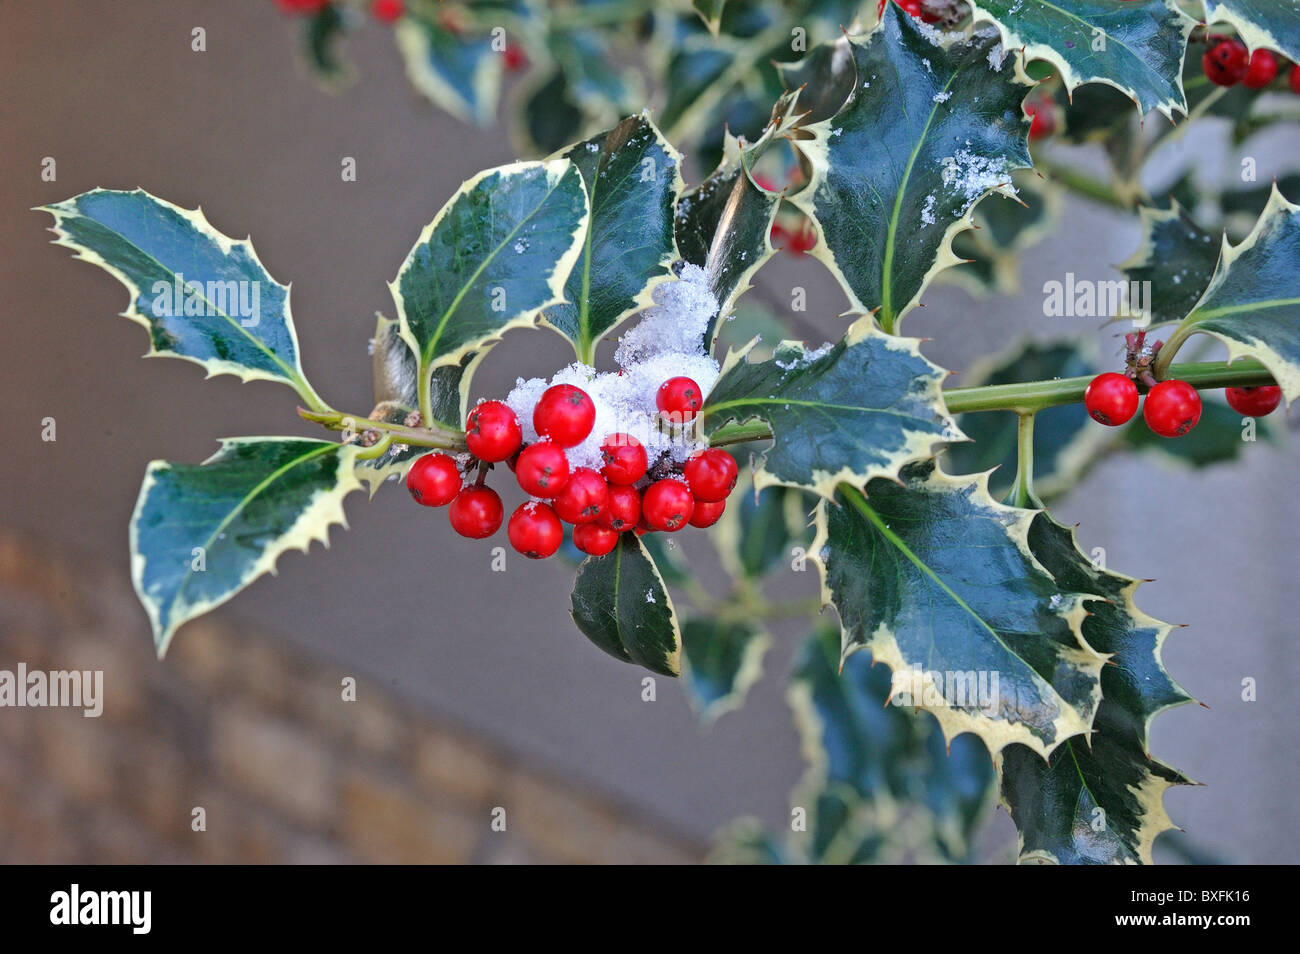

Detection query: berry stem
(298, 407), (467, 451)
(704, 359), (1277, 447)
(1034, 157), (1135, 211)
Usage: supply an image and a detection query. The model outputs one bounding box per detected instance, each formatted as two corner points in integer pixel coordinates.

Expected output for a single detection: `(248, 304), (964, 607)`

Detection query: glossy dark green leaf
(793, 6), (1032, 331)
(570, 534), (682, 676)
(998, 511), (1194, 864)
(943, 339), (1108, 500)
(775, 35), (857, 125)
(1171, 186), (1300, 404)
(1119, 201), (1221, 328)
(40, 189), (323, 405)
(395, 16), (502, 125)
(680, 618), (768, 722)
(543, 115), (682, 361)
(1203, 0), (1300, 63)
(969, 0), (1195, 119)
(519, 70), (586, 155)
(701, 321), (958, 497)
(814, 463), (1107, 758)
(131, 438), (362, 656)
(392, 160), (589, 422)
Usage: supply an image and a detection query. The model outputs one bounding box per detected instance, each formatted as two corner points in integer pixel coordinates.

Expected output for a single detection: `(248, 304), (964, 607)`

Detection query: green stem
(704, 359), (1277, 446)
(1009, 413), (1035, 509)
(1034, 157), (1133, 211)
(299, 407), (466, 451)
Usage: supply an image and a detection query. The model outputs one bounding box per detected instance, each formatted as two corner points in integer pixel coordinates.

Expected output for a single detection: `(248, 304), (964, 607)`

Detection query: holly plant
(42, 0), (1299, 864)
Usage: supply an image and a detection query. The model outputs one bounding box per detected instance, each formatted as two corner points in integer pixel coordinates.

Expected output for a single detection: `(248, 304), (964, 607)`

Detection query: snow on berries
(411, 263), (740, 557)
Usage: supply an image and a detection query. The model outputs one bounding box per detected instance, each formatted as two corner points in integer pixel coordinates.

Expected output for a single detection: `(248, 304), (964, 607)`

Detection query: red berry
(599, 433), (647, 485)
(1243, 49), (1279, 88)
(1144, 380), (1203, 437)
(515, 442), (570, 498)
(656, 377), (703, 423)
(573, 523), (620, 557)
(448, 486), (503, 538)
(503, 43), (527, 71)
(769, 222), (792, 248)
(534, 384), (595, 447)
(1084, 372), (1140, 426)
(1225, 384), (1282, 417)
(1291, 64), (1300, 94)
(787, 225), (817, 254)
(642, 479), (694, 532)
(1025, 96), (1056, 140)
(598, 484), (641, 532)
(507, 501), (563, 559)
(1203, 40), (1250, 86)
(370, 0), (404, 23)
(465, 400), (522, 462)
(552, 467), (608, 524)
(688, 499), (726, 529)
(406, 452), (462, 507)
(682, 448), (738, 502)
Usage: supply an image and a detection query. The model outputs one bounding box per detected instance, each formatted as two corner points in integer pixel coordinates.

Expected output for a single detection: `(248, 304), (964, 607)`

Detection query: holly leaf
(516, 70), (586, 155)
(39, 188), (323, 407)
(998, 511), (1194, 864)
(700, 320), (960, 498)
(775, 35), (858, 125)
(1202, 1), (1300, 64)
(790, 626), (997, 863)
(968, 0), (1196, 120)
(943, 339), (1110, 501)
(302, 3), (353, 86)
(570, 534), (682, 676)
(944, 170), (1062, 297)
(791, 5), (1033, 331)
(394, 16), (503, 125)
(680, 618), (769, 723)
(392, 160), (589, 421)
(675, 93), (800, 347)
(812, 462), (1108, 758)
(542, 115), (683, 361)
(132, 438), (362, 657)
(1119, 201), (1221, 328)
(1171, 185), (1300, 405)
(711, 472), (811, 580)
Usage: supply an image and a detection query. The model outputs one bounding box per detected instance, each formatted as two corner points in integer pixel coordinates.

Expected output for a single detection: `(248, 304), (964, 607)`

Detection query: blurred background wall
(0, 0), (1296, 863)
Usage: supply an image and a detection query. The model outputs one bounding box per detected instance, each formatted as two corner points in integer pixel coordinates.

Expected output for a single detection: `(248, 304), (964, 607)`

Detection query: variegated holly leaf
(775, 34), (857, 125)
(395, 15), (503, 125)
(968, 0), (1196, 120)
(790, 626), (997, 863)
(700, 321), (959, 498)
(570, 534), (682, 676)
(39, 188), (324, 408)
(302, 3), (352, 86)
(1119, 201), (1221, 328)
(1203, 1), (1300, 64)
(675, 92), (801, 348)
(392, 160), (589, 424)
(792, 5), (1033, 332)
(998, 511), (1194, 864)
(943, 339), (1109, 501)
(691, 0), (727, 37)
(680, 618), (769, 723)
(812, 462), (1107, 757)
(1168, 186), (1300, 405)
(944, 170), (1062, 297)
(543, 115), (682, 362)
(132, 438), (362, 656)
(711, 471), (811, 579)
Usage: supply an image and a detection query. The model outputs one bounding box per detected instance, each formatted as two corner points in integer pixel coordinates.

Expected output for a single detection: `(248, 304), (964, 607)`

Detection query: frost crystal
(921, 193), (938, 226)
(939, 149), (1016, 206)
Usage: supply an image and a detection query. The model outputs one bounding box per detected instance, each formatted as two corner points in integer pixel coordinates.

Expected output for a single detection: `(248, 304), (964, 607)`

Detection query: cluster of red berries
(274, 0), (404, 22)
(1084, 372), (1282, 437)
(1203, 36), (1300, 93)
(406, 377), (738, 560)
(878, 0), (941, 25)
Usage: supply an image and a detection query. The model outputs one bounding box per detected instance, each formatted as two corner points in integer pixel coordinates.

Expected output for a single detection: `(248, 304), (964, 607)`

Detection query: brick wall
(0, 530), (702, 864)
